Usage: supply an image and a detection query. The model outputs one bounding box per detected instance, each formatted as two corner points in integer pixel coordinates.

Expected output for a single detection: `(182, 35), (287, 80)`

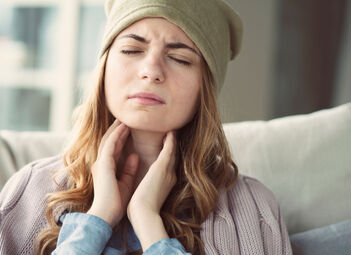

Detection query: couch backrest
(1, 103), (350, 234)
(223, 103), (351, 234)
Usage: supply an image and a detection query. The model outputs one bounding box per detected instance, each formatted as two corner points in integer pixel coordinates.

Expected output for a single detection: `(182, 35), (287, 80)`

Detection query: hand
(88, 119), (139, 228)
(127, 131), (177, 250)
(127, 131), (177, 216)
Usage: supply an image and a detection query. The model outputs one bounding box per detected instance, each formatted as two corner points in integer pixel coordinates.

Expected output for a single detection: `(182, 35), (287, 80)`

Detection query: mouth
(128, 92), (166, 105)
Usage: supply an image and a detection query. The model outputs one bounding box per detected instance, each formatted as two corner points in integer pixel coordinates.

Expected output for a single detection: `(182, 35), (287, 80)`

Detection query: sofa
(1, 103), (351, 254)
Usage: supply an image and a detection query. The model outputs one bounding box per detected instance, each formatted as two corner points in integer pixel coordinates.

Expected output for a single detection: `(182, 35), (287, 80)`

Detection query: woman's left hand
(127, 131), (177, 215)
(127, 131), (177, 250)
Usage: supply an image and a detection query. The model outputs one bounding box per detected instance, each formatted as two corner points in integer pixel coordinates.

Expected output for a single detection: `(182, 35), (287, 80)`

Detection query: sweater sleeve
(52, 212), (112, 255)
(243, 176), (293, 255)
(0, 156), (68, 255)
(0, 163), (32, 223)
(277, 203), (293, 255)
(0, 163), (34, 254)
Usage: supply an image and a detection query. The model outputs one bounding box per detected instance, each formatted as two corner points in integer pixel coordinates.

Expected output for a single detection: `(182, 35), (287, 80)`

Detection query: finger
(98, 122), (125, 157)
(112, 128), (130, 159)
(157, 131), (176, 167)
(119, 154), (139, 207)
(98, 119), (121, 155)
(119, 154), (139, 190)
(162, 131), (176, 158)
(101, 118), (121, 144)
(101, 123), (129, 158)
(167, 132), (177, 167)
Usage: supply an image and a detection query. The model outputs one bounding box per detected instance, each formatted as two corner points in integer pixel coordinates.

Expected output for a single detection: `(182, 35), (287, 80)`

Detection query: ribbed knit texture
(0, 155), (67, 255)
(0, 156), (292, 254)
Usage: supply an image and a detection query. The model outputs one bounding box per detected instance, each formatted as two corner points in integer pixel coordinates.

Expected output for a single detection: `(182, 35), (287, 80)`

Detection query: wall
(219, 0), (278, 123)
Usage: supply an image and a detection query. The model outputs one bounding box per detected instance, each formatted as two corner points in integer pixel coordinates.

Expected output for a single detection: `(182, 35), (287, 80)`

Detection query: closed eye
(168, 56), (191, 66)
(120, 50), (142, 55)
(120, 50), (191, 66)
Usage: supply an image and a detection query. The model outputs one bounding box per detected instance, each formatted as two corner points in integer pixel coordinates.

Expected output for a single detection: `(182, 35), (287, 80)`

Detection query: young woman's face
(104, 17), (203, 132)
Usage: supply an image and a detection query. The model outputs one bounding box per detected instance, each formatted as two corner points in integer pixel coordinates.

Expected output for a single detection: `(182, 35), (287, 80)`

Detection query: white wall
(219, 0), (278, 123)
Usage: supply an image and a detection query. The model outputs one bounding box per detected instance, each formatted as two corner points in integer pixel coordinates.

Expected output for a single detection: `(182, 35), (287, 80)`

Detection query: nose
(138, 51), (165, 84)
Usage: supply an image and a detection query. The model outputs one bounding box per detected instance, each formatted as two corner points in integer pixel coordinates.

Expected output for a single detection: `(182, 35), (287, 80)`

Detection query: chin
(112, 111), (189, 132)
(117, 116), (169, 132)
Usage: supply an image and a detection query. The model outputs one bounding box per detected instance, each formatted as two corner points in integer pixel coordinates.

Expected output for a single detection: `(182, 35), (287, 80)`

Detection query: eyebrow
(118, 33), (200, 56)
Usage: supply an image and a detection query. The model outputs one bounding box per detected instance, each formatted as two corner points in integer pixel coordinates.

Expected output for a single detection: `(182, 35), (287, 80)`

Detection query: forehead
(117, 17), (199, 49)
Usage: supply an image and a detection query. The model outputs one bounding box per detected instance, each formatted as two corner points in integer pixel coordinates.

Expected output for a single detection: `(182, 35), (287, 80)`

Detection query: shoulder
(227, 174), (280, 219)
(0, 155), (68, 254)
(0, 155), (66, 216)
(27, 154), (67, 189)
(201, 174), (292, 254)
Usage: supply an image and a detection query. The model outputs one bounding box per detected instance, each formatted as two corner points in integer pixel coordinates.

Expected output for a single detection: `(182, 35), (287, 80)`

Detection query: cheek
(181, 71), (201, 104)
(185, 91), (200, 118)
(105, 50), (132, 87)
(104, 77), (124, 117)
(104, 58), (130, 111)
(105, 61), (123, 88)
(173, 77), (201, 121)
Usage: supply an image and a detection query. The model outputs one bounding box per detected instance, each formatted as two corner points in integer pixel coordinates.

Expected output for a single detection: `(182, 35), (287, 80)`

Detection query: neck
(120, 129), (166, 186)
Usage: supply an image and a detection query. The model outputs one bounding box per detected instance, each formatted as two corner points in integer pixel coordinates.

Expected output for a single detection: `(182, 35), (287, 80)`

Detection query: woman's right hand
(87, 119), (139, 228)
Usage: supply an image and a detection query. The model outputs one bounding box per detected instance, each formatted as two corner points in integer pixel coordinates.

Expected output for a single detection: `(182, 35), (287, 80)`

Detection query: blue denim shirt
(51, 212), (191, 255)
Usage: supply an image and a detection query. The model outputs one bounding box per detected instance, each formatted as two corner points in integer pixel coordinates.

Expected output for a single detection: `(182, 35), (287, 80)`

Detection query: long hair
(35, 46), (238, 255)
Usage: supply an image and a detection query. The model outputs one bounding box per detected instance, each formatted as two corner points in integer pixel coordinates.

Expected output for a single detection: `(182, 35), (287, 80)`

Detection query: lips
(128, 92), (166, 104)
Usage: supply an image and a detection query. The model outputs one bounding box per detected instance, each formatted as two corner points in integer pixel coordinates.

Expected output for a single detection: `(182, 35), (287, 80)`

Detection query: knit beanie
(98, 0), (243, 92)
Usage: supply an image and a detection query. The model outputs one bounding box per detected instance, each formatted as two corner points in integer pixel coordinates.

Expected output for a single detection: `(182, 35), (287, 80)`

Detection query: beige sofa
(1, 103), (350, 237)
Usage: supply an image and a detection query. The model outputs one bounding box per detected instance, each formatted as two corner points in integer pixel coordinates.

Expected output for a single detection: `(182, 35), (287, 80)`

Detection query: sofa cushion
(289, 218), (351, 255)
(223, 103), (351, 234)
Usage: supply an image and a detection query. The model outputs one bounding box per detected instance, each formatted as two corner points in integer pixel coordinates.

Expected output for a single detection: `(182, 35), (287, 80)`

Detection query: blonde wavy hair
(35, 46), (238, 255)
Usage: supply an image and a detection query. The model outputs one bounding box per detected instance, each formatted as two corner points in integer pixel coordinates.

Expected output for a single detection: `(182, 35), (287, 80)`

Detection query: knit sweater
(0, 155), (292, 255)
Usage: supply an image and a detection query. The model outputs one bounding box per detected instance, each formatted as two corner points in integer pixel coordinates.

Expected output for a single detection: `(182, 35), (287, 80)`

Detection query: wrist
(87, 205), (118, 228)
(129, 211), (169, 251)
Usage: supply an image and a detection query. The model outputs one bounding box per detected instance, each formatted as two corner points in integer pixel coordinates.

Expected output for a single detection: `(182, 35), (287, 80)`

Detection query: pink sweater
(0, 155), (292, 254)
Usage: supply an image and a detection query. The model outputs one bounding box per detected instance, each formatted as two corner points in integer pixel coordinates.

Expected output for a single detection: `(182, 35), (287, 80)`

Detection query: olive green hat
(99, 0), (243, 92)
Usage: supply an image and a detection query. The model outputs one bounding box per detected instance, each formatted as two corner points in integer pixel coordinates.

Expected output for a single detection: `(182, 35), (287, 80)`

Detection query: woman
(0, 0), (292, 254)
